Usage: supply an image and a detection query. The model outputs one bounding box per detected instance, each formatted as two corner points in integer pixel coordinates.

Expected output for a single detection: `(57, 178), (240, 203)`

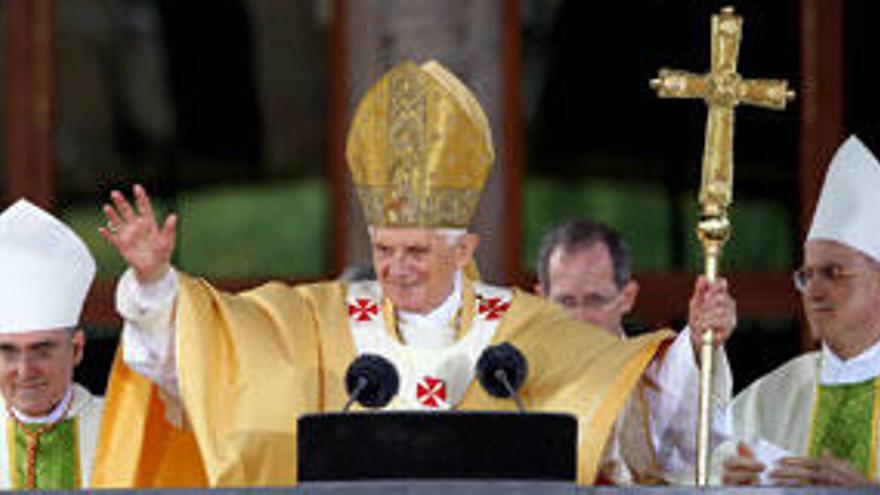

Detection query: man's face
(0, 329), (83, 416)
(542, 243), (637, 335)
(800, 240), (880, 358)
(371, 228), (477, 314)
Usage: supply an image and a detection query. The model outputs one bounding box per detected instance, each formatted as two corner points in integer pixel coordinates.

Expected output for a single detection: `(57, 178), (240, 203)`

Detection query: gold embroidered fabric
(92, 273), (673, 486)
(345, 61), (494, 228)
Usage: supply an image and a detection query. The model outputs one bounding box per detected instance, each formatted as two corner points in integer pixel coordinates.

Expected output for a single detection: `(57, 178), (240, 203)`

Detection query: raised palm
(100, 185), (178, 284)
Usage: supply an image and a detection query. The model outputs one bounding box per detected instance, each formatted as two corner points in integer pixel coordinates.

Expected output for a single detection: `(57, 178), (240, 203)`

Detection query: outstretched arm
(101, 185), (182, 395)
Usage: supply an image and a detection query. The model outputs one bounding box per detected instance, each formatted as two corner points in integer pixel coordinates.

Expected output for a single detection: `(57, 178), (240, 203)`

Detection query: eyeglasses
(554, 292), (621, 311)
(792, 264), (859, 292)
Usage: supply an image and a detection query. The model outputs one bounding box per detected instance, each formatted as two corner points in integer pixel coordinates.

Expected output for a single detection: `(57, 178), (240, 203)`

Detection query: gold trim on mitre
(346, 60), (494, 228)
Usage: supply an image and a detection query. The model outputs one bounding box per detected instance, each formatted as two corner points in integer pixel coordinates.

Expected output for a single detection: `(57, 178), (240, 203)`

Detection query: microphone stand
(495, 369), (525, 413)
(343, 376), (368, 413)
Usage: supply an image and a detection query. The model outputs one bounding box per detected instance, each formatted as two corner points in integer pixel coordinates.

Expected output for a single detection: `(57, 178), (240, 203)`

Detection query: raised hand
(688, 275), (737, 354)
(99, 184), (178, 284)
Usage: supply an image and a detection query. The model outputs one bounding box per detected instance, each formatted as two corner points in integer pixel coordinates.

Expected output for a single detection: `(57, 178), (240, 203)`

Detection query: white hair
(368, 227), (467, 246)
(437, 228), (467, 246)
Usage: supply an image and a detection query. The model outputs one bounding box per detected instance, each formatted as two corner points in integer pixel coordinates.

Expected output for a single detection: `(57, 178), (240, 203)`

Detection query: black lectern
(297, 412), (577, 482)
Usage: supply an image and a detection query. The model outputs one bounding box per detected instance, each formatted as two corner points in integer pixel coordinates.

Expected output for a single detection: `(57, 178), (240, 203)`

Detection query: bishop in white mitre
(0, 199), (102, 489)
(717, 136), (880, 487)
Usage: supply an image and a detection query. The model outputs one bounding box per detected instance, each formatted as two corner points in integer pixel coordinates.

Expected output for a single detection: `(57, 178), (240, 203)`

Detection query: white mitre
(807, 135), (880, 263)
(0, 199), (96, 333)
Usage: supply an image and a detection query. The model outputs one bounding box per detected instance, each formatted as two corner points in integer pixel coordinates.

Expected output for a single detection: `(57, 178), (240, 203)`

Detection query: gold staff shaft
(695, 229), (726, 484)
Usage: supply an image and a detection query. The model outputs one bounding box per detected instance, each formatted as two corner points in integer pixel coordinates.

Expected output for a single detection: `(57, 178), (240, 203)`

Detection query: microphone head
(345, 353), (400, 409)
(476, 342), (528, 398)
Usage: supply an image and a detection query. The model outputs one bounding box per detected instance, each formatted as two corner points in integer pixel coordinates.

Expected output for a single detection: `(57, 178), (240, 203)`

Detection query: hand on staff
(687, 275), (736, 356)
(722, 442), (765, 485)
(99, 184), (178, 284)
(770, 451), (875, 487)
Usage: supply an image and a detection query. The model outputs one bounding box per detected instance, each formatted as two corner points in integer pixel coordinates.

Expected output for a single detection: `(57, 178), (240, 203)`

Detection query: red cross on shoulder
(477, 296), (511, 321)
(348, 298), (379, 322)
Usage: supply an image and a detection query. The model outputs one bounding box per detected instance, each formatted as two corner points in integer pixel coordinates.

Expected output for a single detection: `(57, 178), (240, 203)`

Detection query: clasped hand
(687, 276), (737, 357)
(723, 441), (874, 487)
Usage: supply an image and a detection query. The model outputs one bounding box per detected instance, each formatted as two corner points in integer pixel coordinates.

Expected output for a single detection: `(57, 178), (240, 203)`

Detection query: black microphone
(476, 343), (528, 412)
(343, 353), (400, 412)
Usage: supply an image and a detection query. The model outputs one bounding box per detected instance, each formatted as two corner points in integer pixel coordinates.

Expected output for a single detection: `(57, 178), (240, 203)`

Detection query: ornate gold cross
(649, 6), (795, 485)
(650, 6), (795, 217)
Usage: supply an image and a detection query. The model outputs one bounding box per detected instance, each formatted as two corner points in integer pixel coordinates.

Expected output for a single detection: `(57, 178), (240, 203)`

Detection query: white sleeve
(597, 413), (636, 484)
(644, 326), (732, 479)
(116, 267), (181, 398)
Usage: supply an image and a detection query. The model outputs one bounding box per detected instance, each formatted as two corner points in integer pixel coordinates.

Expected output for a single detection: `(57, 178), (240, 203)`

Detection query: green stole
(809, 377), (880, 478)
(6, 418), (80, 489)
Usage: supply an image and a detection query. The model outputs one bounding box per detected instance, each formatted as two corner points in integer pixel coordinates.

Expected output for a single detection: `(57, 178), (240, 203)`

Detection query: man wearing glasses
(536, 219), (737, 483)
(0, 200), (102, 489)
(720, 136), (880, 487)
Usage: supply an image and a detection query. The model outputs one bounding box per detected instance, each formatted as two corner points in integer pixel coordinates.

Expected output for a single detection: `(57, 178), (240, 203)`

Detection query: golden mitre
(346, 60), (494, 228)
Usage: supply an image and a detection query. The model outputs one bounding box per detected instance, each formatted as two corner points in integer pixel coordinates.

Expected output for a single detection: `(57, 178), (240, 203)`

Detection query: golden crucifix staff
(649, 6), (794, 485)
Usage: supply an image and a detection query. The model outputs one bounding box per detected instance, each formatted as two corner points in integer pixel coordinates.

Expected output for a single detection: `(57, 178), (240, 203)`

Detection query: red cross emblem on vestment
(416, 376), (447, 408)
(348, 298), (379, 322)
(477, 296), (510, 321)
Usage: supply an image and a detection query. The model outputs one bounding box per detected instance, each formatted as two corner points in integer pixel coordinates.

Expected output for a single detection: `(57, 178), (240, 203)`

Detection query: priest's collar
(821, 336), (880, 385)
(11, 385), (73, 424)
(396, 270), (462, 348)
